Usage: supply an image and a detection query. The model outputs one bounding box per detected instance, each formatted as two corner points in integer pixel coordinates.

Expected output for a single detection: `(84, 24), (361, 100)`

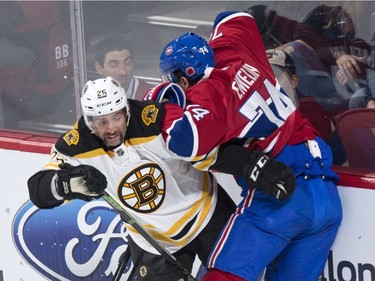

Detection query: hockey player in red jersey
(157, 11), (343, 281)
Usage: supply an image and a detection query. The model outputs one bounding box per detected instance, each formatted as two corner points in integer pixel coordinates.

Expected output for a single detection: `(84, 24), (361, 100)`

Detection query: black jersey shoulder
(126, 100), (166, 139)
(54, 117), (105, 157)
(53, 100), (166, 155)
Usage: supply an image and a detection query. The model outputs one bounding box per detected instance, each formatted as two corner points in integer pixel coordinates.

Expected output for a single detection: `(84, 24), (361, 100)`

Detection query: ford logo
(12, 199), (134, 280)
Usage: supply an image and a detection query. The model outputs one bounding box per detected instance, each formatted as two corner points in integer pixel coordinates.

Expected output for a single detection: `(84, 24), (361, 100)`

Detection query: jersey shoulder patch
(55, 117), (103, 157)
(127, 100), (165, 140)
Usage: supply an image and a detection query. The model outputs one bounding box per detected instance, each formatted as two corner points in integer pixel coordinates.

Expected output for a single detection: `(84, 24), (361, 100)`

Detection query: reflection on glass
(0, 1), (373, 170)
(0, 1), (74, 133)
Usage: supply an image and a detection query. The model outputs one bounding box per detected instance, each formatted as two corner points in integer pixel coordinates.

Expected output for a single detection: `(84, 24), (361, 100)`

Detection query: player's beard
(103, 131), (124, 148)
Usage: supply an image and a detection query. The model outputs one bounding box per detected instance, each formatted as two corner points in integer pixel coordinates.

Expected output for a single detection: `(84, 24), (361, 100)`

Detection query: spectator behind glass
(267, 49), (347, 165)
(247, 4), (371, 113)
(350, 10), (375, 109)
(0, 1), (34, 67)
(367, 11), (375, 109)
(94, 33), (152, 100)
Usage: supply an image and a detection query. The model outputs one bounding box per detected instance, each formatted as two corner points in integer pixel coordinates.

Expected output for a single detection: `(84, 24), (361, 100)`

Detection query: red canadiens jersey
(162, 12), (317, 161)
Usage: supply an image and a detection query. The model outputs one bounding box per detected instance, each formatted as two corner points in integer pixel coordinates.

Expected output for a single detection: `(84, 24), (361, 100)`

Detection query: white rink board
(0, 148), (374, 281)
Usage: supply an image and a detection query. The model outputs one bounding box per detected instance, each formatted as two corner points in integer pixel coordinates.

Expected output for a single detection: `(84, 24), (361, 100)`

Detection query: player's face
(96, 49), (134, 91)
(161, 74), (191, 90)
(177, 76), (191, 91)
(91, 110), (128, 147)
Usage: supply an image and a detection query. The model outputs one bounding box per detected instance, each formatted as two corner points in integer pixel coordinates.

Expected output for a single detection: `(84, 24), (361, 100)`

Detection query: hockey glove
(242, 151), (296, 200)
(56, 163), (107, 201)
(245, 5), (268, 34)
(143, 82), (186, 109)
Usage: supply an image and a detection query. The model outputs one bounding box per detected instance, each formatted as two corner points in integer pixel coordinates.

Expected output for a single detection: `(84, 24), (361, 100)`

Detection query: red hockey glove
(143, 82), (186, 109)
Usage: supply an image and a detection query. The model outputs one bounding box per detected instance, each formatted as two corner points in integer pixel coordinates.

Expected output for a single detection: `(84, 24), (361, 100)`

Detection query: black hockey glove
(242, 151), (296, 200)
(56, 163), (107, 201)
(245, 5), (268, 35)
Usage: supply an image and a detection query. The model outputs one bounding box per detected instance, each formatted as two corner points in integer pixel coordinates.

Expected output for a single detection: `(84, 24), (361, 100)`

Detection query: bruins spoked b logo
(118, 163), (165, 213)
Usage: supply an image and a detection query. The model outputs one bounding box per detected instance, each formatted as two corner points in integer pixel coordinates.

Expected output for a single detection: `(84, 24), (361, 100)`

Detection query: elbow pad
(143, 82), (186, 109)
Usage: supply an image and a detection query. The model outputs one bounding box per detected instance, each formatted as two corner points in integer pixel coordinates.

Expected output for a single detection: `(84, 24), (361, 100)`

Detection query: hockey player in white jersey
(28, 77), (295, 280)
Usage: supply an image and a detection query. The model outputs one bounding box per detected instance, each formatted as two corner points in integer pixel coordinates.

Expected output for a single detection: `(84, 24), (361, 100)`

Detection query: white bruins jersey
(43, 100), (217, 254)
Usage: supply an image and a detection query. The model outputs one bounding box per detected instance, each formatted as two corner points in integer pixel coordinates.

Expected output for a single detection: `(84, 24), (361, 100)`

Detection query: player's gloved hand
(242, 151), (295, 200)
(56, 163), (107, 201)
(143, 82), (186, 109)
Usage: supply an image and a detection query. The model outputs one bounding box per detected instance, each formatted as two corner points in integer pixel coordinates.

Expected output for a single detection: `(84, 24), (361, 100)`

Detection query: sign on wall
(1, 149), (375, 281)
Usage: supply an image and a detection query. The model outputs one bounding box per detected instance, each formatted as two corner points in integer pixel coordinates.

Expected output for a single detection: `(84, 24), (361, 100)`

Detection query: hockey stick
(102, 191), (196, 281)
(112, 246), (134, 281)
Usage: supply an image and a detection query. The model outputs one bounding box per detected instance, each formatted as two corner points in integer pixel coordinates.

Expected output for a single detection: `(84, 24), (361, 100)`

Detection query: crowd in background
(0, 1), (374, 168)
